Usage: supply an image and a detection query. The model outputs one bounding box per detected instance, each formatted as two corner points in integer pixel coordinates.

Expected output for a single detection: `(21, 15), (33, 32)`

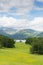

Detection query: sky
(0, 0), (43, 31)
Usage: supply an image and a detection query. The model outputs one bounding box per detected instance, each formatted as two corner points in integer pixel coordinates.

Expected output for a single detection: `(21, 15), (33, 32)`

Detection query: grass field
(0, 42), (43, 65)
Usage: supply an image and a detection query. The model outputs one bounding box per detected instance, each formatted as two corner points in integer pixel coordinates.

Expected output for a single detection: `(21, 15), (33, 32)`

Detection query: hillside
(0, 27), (43, 39)
(37, 32), (43, 37)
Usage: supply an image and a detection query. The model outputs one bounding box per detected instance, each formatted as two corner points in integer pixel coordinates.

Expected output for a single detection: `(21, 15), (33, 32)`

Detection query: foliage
(0, 35), (15, 48)
(25, 37), (33, 45)
(30, 37), (43, 54)
(26, 37), (43, 54)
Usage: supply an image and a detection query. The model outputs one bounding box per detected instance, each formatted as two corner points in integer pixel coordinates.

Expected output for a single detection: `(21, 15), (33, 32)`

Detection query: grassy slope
(0, 42), (43, 65)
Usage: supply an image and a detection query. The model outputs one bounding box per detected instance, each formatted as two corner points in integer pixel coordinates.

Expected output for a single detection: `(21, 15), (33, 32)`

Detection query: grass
(0, 42), (43, 65)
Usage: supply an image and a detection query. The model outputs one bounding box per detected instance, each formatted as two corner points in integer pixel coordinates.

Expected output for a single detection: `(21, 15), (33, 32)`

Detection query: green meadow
(0, 42), (43, 65)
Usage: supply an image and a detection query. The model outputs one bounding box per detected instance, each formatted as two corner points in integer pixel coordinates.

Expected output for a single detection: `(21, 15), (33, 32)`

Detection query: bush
(0, 35), (15, 48)
(0, 42), (3, 48)
(30, 37), (43, 54)
(3, 38), (15, 48)
(25, 38), (33, 45)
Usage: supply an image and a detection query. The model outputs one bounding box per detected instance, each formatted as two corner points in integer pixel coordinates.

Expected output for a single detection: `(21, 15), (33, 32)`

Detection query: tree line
(25, 37), (43, 54)
(0, 34), (43, 55)
(0, 35), (15, 48)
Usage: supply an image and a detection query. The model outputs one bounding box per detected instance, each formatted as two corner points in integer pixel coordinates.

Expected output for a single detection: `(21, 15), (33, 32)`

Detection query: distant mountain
(37, 32), (43, 37)
(0, 27), (43, 40)
(0, 27), (17, 35)
(9, 29), (37, 40)
(0, 30), (7, 36)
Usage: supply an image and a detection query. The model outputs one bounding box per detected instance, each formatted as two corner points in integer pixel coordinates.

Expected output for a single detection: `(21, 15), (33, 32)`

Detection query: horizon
(0, 26), (43, 32)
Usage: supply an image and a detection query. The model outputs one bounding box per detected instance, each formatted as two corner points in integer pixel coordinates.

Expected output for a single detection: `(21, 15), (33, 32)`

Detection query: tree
(25, 37), (33, 45)
(30, 37), (43, 54)
(0, 35), (15, 48)
(3, 37), (15, 48)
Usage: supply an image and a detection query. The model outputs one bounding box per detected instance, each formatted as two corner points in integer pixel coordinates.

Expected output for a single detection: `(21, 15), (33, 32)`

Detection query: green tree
(25, 37), (33, 45)
(0, 35), (15, 48)
(30, 37), (43, 54)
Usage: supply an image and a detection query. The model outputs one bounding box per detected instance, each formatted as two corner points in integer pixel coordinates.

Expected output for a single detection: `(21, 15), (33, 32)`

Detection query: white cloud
(0, 16), (29, 29)
(29, 17), (43, 31)
(0, 16), (43, 31)
(0, 0), (34, 15)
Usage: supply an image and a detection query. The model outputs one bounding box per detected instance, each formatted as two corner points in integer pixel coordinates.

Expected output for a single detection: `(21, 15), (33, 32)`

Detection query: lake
(15, 40), (26, 42)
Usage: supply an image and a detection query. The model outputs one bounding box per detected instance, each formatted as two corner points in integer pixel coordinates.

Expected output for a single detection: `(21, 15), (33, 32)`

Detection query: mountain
(9, 29), (37, 40)
(37, 32), (43, 37)
(0, 27), (43, 40)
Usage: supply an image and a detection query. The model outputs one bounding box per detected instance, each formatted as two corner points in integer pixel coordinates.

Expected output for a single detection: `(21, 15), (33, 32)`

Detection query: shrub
(25, 38), (33, 45)
(3, 38), (15, 48)
(0, 35), (15, 48)
(30, 37), (43, 54)
(0, 42), (3, 48)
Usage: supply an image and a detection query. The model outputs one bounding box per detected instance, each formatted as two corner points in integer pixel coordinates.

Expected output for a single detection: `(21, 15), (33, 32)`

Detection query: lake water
(15, 40), (26, 42)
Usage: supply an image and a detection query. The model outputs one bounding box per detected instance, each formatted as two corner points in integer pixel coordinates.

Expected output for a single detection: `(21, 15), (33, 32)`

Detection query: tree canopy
(0, 35), (15, 48)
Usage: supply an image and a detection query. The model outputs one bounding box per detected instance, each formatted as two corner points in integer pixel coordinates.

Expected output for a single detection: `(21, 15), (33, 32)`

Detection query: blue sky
(0, 0), (43, 31)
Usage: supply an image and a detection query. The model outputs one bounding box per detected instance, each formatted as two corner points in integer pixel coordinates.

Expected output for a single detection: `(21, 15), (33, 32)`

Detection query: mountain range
(0, 27), (43, 40)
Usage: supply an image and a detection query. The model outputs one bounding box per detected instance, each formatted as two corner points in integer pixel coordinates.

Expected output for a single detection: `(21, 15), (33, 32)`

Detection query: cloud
(0, 0), (34, 15)
(0, 16), (43, 31)
(29, 17), (43, 31)
(0, 16), (30, 29)
(34, 6), (43, 10)
(0, 0), (43, 32)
